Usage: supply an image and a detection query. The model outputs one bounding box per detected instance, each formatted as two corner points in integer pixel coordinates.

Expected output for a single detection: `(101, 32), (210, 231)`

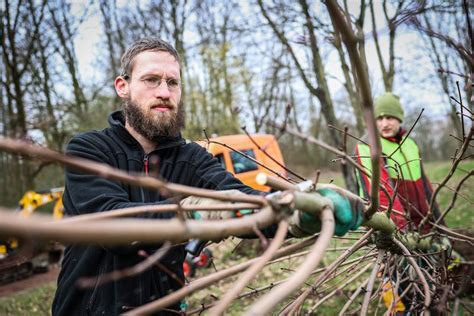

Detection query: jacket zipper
(143, 155), (149, 176)
(140, 155), (149, 203)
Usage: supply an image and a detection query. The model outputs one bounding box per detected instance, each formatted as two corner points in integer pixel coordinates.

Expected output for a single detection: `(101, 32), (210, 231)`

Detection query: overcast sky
(71, 1), (459, 123)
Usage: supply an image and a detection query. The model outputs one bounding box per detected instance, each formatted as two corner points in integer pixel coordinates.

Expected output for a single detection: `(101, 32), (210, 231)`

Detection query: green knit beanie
(374, 93), (404, 122)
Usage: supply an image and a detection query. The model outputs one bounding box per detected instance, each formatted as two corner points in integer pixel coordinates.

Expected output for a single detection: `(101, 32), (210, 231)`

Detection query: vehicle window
(230, 150), (259, 174)
(215, 154), (226, 169)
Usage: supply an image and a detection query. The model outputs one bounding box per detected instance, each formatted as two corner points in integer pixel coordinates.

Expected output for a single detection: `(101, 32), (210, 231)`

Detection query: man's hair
(120, 37), (180, 78)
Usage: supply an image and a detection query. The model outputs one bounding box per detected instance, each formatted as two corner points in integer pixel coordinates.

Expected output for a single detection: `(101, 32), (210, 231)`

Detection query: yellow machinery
(0, 188), (64, 283)
(17, 188), (64, 220)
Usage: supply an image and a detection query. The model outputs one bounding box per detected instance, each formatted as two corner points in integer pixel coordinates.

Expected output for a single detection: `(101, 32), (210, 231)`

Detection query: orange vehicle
(197, 134), (287, 192)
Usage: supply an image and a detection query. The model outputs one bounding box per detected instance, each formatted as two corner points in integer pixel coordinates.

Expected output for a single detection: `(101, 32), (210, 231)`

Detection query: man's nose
(154, 81), (171, 99)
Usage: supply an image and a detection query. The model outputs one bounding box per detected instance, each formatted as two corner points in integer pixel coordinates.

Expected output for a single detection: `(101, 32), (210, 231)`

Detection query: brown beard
(123, 98), (185, 140)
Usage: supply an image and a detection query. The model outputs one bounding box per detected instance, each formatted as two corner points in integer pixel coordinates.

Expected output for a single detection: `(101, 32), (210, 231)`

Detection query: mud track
(0, 266), (59, 298)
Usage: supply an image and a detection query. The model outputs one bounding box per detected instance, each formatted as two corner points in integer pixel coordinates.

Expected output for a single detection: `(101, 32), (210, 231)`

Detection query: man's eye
(144, 77), (160, 84)
(167, 79), (179, 87)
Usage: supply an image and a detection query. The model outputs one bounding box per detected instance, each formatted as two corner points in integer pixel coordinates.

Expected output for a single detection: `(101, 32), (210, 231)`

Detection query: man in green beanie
(354, 92), (442, 232)
(354, 92), (444, 313)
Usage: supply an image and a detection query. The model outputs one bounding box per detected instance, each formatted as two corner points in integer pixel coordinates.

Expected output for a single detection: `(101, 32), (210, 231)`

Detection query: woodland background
(1, 0), (472, 206)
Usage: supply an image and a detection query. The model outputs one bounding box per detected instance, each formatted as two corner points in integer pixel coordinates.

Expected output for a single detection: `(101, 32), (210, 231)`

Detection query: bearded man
(52, 38), (363, 315)
(52, 38), (250, 316)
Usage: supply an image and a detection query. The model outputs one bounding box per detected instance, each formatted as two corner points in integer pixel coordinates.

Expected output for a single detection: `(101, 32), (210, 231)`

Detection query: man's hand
(288, 188), (365, 237)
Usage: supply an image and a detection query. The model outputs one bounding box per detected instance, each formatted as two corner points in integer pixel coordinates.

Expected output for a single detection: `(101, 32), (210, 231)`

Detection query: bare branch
(281, 229), (373, 313)
(242, 126), (305, 181)
(77, 242), (172, 288)
(209, 220), (288, 315)
(435, 170), (474, 225)
(309, 262), (373, 313)
(421, 125), (473, 229)
(325, 0), (382, 220)
(392, 238), (431, 313)
(60, 202), (261, 224)
(0, 137), (266, 205)
(246, 208), (334, 314)
(360, 250), (385, 315)
(0, 205), (277, 245)
(123, 236), (319, 314)
(204, 138), (295, 184)
(388, 109), (425, 158)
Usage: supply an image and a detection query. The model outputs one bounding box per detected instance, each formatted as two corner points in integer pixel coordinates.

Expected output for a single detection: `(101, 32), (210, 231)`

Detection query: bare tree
(257, 0), (361, 190)
(408, 1), (472, 136)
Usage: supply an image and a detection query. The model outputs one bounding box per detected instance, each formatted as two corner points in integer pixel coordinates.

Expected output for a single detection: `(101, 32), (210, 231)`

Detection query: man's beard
(124, 98), (185, 141)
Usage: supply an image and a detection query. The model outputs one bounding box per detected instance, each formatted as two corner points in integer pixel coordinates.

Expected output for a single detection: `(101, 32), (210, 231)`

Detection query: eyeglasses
(123, 74), (182, 91)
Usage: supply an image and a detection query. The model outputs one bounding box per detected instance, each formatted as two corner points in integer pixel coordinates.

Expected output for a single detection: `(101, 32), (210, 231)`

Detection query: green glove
(290, 188), (364, 237)
(319, 188), (364, 236)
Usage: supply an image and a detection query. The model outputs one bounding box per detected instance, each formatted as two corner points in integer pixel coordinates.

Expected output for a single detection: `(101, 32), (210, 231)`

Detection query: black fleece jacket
(52, 111), (268, 315)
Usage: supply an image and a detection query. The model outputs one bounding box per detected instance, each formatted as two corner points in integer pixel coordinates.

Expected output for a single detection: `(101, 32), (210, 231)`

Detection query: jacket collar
(108, 110), (186, 150)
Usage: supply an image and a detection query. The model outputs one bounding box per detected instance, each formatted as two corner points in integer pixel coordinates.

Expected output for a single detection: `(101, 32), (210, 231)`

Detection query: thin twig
(435, 170), (473, 224)
(360, 250), (385, 315)
(338, 277), (370, 315)
(204, 138), (296, 183)
(246, 208), (335, 315)
(209, 220), (288, 315)
(422, 125), (473, 230)
(449, 134), (474, 147)
(123, 236), (319, 315)
(0, 137), (267, 206)
(241, 126), (305, 181)
(431, 223), (474, 243)
(77, 242), (171, 288)
(328, 124), (368, 145)
(450, 96), (474, 115)
(392, 238), (431, 313)
(281, 230), (373, 313)
(388, 108), (424, 158)
(309, 262), (373, 313)
(456, 81), (466, 139)
(60, 202), (260, 224)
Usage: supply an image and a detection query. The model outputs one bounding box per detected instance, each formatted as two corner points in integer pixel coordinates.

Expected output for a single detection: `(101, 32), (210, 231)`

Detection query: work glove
(288, 188), (365, 237)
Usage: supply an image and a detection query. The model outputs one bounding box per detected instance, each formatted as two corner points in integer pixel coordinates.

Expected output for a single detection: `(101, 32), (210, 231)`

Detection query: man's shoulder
(66, 128), (117, 152)
(69, 128), (112, 143)
(178, 141), (211, 159)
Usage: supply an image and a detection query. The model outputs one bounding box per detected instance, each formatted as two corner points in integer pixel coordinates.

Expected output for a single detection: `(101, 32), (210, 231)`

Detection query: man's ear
(114, 76), (129, 98)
